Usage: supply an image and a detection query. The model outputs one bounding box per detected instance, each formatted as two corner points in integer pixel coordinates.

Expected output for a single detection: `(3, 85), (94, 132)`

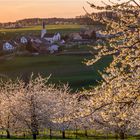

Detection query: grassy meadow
(0, 24), (104, 40)
(0, 54), (112, 91)
(0, 129), (139, 140)
(0, 25), (83, 40)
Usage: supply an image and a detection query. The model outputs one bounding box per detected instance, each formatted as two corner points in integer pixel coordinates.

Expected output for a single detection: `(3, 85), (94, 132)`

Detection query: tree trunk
(62, 131), (65, 139)
(32, 133), (37, 140)
(75, 129), (78, 139)
(119, 132), (125, 139)
(6, 130), (10, 139)
(23, 133), (26, 138)
(49, 128), (52, 139)
(115, 133), (118, 140)
(85, 129), (88, 137)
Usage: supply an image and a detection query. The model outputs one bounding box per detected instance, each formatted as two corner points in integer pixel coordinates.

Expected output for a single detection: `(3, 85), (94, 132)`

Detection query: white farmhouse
(61, 40), (65, 44)
(20, 36), (28, 44)
(3, 42), (15, 51)
(48, 44), (59, 53)
(53, 33), (61, 42)
(45, 33), (61, 44)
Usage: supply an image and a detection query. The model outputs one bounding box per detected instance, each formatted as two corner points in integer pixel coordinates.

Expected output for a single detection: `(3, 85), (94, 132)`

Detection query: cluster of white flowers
(0, 76), (80, 139)
(79, 0), (140, 139)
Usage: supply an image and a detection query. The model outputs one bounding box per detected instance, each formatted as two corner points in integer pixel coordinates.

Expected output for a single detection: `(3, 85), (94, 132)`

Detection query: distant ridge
(0, 16), (101, 29)
(0, 11), (117, 29)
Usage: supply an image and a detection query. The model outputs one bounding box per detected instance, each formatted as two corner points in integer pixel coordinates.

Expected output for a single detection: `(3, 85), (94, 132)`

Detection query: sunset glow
(0, 0), (133, 22)
(0, 0), (103, 22)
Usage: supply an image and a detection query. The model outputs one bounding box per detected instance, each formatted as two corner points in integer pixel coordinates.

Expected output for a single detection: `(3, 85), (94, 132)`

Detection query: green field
(0, 54), (112, 91)
(0, 25), (82, 32)
(0, 24), (104, 40)
(0, 129), (140, 140)
(0, 25), (84, 40)
(0, 129), (139, 140)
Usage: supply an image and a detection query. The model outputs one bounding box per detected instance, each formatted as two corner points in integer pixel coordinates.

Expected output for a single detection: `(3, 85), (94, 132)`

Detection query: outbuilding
(48, 44), (59, 53)
(20, 36), (28, 44)
(3, 42), (15, 51)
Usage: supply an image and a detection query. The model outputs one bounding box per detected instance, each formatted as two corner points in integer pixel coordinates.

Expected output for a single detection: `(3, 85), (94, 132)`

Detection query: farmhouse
(48, 44), (59, 53)
(20, 36), (28, 44)
(44, 32), (61, 44)
(53, 33), (61, 41)
(3, 42), (15, 51)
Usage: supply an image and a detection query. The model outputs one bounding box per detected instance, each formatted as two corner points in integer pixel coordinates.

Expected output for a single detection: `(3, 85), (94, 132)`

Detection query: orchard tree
(51, 84), (77, 139)
(79, 75), (140, 138)
(0, 80), (23, 138)
(0, 75), (78, 139)
(2, 75), (77, 140)
(77, 0), (140, 139)
(10, 75), (60, 140)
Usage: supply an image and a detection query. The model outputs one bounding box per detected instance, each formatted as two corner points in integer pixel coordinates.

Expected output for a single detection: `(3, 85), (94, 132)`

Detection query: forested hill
(0, 17), (93, 28)
(0, 11), (117, 29)
(0, 16), (104, 29)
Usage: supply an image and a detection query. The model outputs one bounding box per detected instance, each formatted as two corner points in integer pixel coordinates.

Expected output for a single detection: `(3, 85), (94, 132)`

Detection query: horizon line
(0, 16), (81, 23)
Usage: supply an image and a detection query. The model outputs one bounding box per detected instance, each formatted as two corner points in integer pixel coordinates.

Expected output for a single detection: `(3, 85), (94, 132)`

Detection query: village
(0, 22), (117, 56)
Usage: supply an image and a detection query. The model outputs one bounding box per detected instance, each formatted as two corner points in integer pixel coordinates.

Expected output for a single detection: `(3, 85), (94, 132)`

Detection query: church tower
(41, 21), (47, 38)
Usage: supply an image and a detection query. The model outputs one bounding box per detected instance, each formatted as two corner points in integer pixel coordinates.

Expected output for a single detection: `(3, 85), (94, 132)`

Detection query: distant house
(70, 33), (82, 40)
(3, 42), (15, 51)
(20, 36), (28, 44)
(60, 40), (65, 44)
(53, 33), (61, 42)
(48, 44), (59, 53)
(45, 33), (61, 44)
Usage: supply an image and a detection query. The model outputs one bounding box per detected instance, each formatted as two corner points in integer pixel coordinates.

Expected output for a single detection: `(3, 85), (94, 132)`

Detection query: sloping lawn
(0, 54), (112, 91)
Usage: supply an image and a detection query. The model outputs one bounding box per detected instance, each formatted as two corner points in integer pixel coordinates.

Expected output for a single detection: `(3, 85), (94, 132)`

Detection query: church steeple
(42, 21), (46, 29)
(41, 21), (47, 38)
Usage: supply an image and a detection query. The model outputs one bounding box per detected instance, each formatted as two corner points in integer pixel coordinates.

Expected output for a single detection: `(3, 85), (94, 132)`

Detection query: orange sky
(0, 0), (130, 22)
